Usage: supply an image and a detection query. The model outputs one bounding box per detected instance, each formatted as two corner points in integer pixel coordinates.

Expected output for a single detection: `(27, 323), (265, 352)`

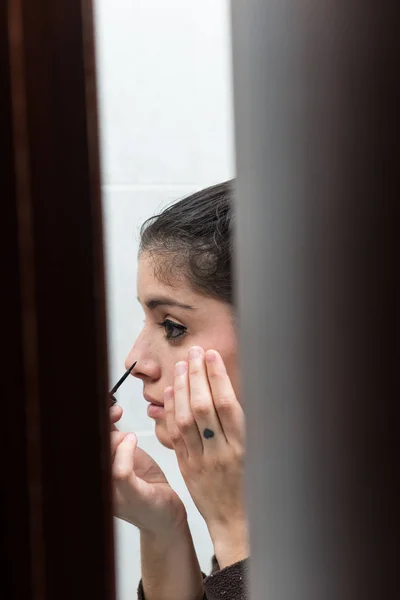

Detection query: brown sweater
(137, 555), (249, 599)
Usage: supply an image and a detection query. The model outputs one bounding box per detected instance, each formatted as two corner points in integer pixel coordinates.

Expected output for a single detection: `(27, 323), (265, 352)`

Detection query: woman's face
(125, 252), (239, 449)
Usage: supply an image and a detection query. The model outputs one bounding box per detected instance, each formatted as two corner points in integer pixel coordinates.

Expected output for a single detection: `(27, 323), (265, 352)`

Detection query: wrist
(209, 518), (249, 570)
(139, 494), (188, 539)
(140, 513), (189, 547)
(140, 518), (204, 600)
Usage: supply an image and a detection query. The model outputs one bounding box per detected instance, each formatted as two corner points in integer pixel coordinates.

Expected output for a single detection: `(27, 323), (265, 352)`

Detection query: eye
(158, 319), (187, 342)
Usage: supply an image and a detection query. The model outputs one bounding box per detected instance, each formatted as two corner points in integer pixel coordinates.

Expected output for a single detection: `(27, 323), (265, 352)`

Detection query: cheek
(221, 347), (241, 401)
(159, 346), (186, 383)
(197, 331), (240, 400)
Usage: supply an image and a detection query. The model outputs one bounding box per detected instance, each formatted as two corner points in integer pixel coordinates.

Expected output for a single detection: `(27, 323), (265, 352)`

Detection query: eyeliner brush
(109, 361), (137, 406)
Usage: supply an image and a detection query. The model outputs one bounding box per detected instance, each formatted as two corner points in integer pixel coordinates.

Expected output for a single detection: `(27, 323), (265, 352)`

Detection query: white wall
(94, 1), (235, 598)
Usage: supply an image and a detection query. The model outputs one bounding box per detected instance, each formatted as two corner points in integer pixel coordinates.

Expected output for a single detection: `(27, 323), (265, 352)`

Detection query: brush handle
(109, 361), (137, 395)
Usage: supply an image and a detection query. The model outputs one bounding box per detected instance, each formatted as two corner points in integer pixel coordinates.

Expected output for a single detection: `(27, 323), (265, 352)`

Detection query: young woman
(110, 180), (249, 600)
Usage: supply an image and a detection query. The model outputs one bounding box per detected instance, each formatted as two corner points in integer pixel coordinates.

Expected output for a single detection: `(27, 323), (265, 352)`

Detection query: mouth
(144, 394), (164, 407)
(144, 393), (165, 419)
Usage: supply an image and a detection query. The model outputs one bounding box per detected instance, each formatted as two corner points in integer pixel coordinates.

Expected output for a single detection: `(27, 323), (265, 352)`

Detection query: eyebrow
(137, 296), (194, 311)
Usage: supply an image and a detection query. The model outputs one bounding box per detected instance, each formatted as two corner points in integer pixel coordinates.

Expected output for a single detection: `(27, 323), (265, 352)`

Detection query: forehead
(137, 252), (195, 301)
(137, 252), (236, 331)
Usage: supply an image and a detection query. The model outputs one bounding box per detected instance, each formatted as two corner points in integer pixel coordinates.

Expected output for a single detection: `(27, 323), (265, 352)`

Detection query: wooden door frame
(3, 1), (115, 598)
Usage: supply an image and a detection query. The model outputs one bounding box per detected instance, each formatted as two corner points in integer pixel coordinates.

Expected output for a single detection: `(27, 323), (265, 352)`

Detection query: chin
(154, 420), (174, 449)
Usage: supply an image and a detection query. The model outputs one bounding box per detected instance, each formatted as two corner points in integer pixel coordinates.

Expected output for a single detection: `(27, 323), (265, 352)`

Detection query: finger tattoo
(203, 428), (215, 439)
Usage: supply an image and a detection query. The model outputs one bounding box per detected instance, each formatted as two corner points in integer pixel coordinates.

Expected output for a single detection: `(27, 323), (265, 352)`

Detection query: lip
(143, 394), (164, 407)
(147, 403), (165, 419)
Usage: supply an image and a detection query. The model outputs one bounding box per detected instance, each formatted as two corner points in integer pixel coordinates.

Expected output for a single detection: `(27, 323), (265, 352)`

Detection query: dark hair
(139, 179), (235, 304)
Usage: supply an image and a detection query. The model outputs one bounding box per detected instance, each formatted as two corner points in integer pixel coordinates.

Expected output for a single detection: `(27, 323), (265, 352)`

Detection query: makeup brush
(109, 361), (137, 406)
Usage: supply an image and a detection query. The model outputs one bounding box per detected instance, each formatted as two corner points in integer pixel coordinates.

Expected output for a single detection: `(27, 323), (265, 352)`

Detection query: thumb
(113, 433), (138, 486)
(110, 404), (123, 431)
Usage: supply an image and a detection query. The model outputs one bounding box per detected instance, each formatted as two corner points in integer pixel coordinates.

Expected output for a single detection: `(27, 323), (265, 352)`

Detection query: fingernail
(189, 347), (201, 360)
(175, 361), (187, 375)
(126, 433), (136, 442)
(205, 350), (217, 362)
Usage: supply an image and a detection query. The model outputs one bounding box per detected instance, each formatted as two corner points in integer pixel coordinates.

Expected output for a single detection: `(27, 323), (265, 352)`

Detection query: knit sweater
(137, 555), (249, 599)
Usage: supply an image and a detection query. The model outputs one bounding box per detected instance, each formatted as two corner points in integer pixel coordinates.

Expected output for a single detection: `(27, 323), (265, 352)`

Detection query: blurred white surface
(94, 1), (235, 597)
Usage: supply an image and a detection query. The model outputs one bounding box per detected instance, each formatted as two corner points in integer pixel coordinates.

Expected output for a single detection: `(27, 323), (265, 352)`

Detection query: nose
(124, 333), (161, 382)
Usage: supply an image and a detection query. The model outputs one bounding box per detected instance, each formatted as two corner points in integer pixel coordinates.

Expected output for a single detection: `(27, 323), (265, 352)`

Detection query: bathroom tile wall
(94, 2), (235, 597)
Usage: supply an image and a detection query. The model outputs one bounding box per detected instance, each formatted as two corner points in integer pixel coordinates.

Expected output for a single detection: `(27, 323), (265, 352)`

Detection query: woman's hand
(164, 346), (248, 567)
(109, 406), (187, 535)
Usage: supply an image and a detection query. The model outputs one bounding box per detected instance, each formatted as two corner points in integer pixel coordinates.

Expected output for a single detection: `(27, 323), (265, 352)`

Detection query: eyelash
(157, 319), (187, 343)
